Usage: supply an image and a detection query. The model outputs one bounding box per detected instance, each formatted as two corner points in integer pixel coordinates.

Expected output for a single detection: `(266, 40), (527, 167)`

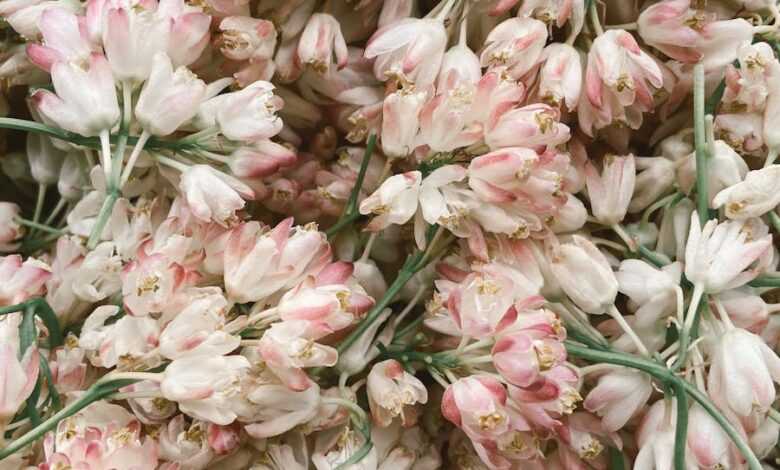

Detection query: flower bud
(550, 236), (618, 314)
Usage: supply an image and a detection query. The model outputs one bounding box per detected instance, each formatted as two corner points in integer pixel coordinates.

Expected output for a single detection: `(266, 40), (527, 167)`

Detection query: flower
(197, 81), (284, 143)
(549, 236), (618, 314)
(32, 53), (120, 137)
(161, 354), (250, 425)
(684, 213), (772, 293)
(298, 13), (348, 74)
(708, 327), (780, 417)
(0, 314), (39, 432)
(480, 17), (548, 80)
(367, 359), (428, 427)
(0, 203), (22, 251)
(358, 171), (422, 231)
(0, 255), (51, 306)
(712, 165), (780, 219)
(134, 53), (207, 136)
(364, 17), (447, 87)
(583, 368), (653, 432)
(585, 154), (636, 225)
(179, 165), (254, 226)
(102, 3), (172, 83)
(379, 89), (427, 158)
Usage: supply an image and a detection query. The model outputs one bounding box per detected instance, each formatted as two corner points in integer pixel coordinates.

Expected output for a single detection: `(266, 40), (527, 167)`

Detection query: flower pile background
(0, 0), (779, 469)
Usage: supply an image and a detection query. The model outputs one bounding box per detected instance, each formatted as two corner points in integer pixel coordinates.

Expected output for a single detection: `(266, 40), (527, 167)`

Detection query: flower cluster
(1, 0), (780, 469)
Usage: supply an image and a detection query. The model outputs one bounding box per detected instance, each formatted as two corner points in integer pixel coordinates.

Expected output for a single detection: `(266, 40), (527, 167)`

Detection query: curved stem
(120, 130), (150, 188)
(86, 190), (119, 250)
(607, 305), (649, 356)
(31, 184), (46, 236)
(672, 382), (688, 470)
(15, 218), (64, 236)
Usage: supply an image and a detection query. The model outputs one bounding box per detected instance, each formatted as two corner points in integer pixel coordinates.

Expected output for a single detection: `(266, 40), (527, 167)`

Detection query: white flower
(179, 165), (254, 226)
(712, 164), (780, 219)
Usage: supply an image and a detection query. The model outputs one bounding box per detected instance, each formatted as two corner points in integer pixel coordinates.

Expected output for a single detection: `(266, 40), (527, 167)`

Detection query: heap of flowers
(1, 0), (780, 468)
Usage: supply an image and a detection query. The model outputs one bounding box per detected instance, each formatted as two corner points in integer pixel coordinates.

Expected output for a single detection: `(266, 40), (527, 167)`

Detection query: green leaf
(32, 298), (64, 349)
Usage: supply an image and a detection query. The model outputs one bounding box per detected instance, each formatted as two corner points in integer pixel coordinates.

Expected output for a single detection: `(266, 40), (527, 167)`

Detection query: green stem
(749, 274), (780, 288)
(326, 134), (376, 239)
(693, 63), (710, 226)
(30, 184), (46, 236)
(0, 378), (137, 460)
(86, 190), (119, 250)
(565, 342), (761, 470)
(673, 382), (688, 470)
(15, 218), (64, 236)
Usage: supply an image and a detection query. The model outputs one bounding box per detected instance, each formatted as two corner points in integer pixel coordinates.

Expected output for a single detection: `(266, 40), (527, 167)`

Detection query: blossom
(0, 203), (22, 251)
(549, 236), (618, 314)
(32, 54), (120, 137)
(583, 368), (653, 432)
(585, 154), (636, 225)
(0, 255), (51, 306)
(367, 359), (428, 427)
(712, 165), (780, 219)
(358, 171), (421, 231)
(480, 17), (548, 80)
(134, 53), (207, 136)
(684, 213), (773, 294)
(364, 17), (447, 87)
(179, 165), (254, 226)
(161, 354), (250, 425)
(298, 13), (348, 74)
(0, 314), (39, 431)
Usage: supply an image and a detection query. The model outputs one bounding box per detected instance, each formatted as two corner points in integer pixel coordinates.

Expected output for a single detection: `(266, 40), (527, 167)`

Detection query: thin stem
(765, 148), (778, 168)
(97, 371), (162, 385)
(86, 190), (119, 250)
(693, 63), (710, 226)
(120, 130), (150, 187)
(110, 390), (162, 400)
(321, 397), (368, 424)
(605, 22), (637, 30)
(611, 224), (637, 252)
(768, 211), (780, 234)
(673, 283), (705, 372)
(199, 149), (231, 165)
(15, 218), (64, 236)
(31, 184), (46, 236)
(359, 233), (378, 263)
(589, 0), (604, 35)
(155, 155), (189, 173)
(672, 382), (688, 470)
(327, 134), (376, 239)
(607, 305), (649, 356)
(43, 198), (67, 227)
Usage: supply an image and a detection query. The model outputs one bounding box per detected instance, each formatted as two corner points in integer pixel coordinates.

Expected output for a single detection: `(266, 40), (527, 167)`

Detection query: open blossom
(219, 16), (276, 62)
(367, 359), (428, 427)
(480, 17), (548, 80)
(0, 255), (51, 306)
(161, 354), (250, 425)
(441, 375), (511, 443)
(485, 104), (570, 150)
(712, 165), (780, 219)
(637, 0), (753, 70)
(179, 165), (254, 226)
(579, 29), (663, 135)
(134, 53), (206, 136)
(380, 89), (427, 158)
(79, 305), (159, 368)
(364, 17), (447, 87)
(684, 213), (773, 293)
(32, 54), (120, 137)
(537, 43), (582, 110)
(359, 171), (421, 231)
(224, 219), (330, 303)
(196, 81), (284, 143)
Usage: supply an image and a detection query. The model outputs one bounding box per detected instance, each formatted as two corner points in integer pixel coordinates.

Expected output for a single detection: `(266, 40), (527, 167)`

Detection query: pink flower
(442, 376), (511, 444)
(584, 154), (636, 225)
(635, 399), (677, 470)
(78, 305), (159, 368)
(218, 16), (276, 62)
(380, 89), (427, 158)
(26, 7), (93, 72)
(41, 402), (158, 470)
(179, 165), (254, 226)
(637, 0), (753, 70)
(484, 104), (570, 151)
(708, 327), (780, 417)
(134, 52), (206, 136)
(223, 219), (330, 303)
(359, 171), (421, 231)
(161, 354), (250, 425)
(712, 165), (780, 220)
(102, 3), (171, 83)
(258, 320), (338, 391)
(417, 87), (483, 153)
(32, 53), (120, 137)
(364, 17), (447, 87)
(228, 140), (297, 179)
(367, 359), (428, 427)
(297, 13), (348, 74)
(583, 368), (653, 432)
(0, 255), (51, 306)
(0, 314), (39, 430)
(480, 17), (548, 80)
(687, 404), (737, 469)
(158, 289), (239, 360)
(158, 415), (213, 469)
(578, 30), (663, 135)
(537, 43), (582, 111)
